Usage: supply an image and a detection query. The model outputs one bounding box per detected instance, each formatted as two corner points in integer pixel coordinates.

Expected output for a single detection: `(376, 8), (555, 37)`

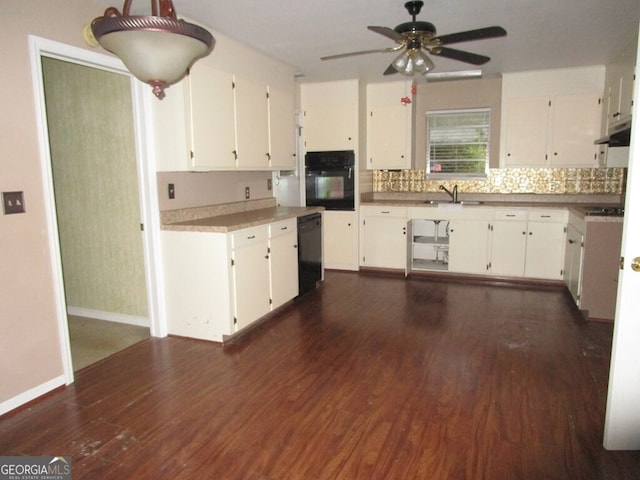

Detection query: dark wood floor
(2, 271), (640, 479)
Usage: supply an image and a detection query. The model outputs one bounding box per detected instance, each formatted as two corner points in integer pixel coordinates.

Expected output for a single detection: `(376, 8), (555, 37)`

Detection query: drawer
(494, 209), (527, 221)
(269, 218), (297, 238)
(361, 205), (407, 218)
(231, 225), (269, 248)
(528, 209), (568, 223)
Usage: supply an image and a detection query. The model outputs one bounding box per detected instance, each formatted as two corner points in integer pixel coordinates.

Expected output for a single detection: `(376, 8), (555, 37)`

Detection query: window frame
(425, 107), (491, 179)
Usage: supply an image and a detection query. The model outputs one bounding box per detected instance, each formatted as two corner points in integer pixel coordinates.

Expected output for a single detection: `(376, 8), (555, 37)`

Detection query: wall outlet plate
(3, 191), (25, 214)
(168, 183), (175, 199)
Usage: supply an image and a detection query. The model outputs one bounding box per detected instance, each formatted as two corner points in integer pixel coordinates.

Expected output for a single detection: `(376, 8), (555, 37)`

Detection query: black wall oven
(304, 150), (355, 211)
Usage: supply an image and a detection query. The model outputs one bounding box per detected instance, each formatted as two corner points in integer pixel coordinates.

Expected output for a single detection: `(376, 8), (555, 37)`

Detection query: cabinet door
(564, 224), (584, 305)
(268, 85), (296, 170)
(232, 227), (271, 330)
(235, 76), (270, 169)
(323, 211), (358, 270)
(504, 96), (550, 167)
(269, 220), (299, 309)
(187, 64), (236, 169)
(550, 94), (600, 167)
(367, 104), (410, 170)
(304, 103), (355, 151)
(490, 220), (528, 277)
(525, 221), (566, 280)
(361, 208), (407, 269)
(448, 220), (490, 274)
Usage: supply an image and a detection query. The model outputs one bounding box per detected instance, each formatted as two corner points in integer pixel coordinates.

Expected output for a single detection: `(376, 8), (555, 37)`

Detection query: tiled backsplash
(373, 168), (626, 194)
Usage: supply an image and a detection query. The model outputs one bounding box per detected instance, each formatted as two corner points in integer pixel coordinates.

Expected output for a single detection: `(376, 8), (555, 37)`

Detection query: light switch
(3, 191), (25, 214)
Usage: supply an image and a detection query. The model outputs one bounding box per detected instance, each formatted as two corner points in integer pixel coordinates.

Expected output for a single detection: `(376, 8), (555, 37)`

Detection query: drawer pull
(540, 215), (551, 218)
(247, 235), (256, 240)
(506, 214), (516, 217)
(381, 210), (390, 214)
(281, 226), (288, 230)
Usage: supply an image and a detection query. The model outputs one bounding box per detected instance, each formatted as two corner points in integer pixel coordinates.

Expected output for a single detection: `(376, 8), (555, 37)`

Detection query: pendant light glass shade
(91, 0), (214, 99)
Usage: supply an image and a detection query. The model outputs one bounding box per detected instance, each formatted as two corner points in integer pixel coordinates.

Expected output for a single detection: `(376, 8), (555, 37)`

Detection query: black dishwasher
(297, 213), (322, 296)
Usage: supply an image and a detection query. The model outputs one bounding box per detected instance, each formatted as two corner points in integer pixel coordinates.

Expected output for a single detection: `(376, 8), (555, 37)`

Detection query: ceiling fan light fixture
(392, 48), (434, 76)
(91, 0), (215, 99)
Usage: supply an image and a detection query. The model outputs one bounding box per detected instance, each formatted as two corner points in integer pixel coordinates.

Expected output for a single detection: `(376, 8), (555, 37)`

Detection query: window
(426, 108), (490, 177)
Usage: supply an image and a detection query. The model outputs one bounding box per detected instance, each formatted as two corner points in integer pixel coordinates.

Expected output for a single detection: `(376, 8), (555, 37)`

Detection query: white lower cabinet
(489, 209), (567, 280)
(564, 223), (584, 304)
(269, 218), (299, 309)
(324, 211), (359, 270)
(360, 206), (407, 270)
(162, 219), (300, 342)
(489, 210), (528, 276)
(448, 219), (491, 274)
(403, 206), (567, 281)
(231, 226), (271, 330)
(524, 210), (567, 279)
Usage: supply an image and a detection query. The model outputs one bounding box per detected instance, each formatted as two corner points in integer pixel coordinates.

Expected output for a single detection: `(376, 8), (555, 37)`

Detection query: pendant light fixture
(91, 0), (215, 99)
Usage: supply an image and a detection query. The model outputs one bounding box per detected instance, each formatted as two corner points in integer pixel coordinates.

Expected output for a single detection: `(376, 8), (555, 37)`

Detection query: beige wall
(414, 77), (502, 170)
(0, 0), (108, 406)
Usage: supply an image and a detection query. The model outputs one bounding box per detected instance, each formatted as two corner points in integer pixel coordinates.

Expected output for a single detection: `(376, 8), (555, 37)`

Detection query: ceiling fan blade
(368, 26), (404, 42)
(321, 47), (400, 61)
(383, 63), (399, 75)
(430, 46), (490, 65)
(434, 26), (506, 45)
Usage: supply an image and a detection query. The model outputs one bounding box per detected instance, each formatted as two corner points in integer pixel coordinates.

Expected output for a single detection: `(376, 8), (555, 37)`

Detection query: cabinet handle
(569, 239), (575, 244)
(522, 231), (526, 235)
(281, 226), (288, 230)
(265, 254), (269, 259)
(266, 153), (271, 160)
(247, 235), (255, 239)
(541, 215), (551, 218)
(232, 150), (238, 160)
(506, 214), (516, 217)
(529, 232), (533, 235)
(381, 210), (390, 214)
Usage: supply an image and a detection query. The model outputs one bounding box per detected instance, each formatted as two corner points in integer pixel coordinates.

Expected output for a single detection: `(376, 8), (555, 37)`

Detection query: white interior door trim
(28, 35), (167, 386)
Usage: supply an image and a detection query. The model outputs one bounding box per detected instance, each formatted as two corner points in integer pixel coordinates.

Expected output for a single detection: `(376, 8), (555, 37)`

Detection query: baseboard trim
(0, 375), (66, 417)
(67, 306), (149, 328)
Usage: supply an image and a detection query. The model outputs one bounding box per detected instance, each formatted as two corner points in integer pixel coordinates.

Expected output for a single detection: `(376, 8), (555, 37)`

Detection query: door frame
(28, 35), (167, 385)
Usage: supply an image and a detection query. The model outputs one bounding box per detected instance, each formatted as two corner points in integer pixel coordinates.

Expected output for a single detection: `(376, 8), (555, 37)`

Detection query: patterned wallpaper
(43, 58), (148, 319)
(373, 168), (626, 194)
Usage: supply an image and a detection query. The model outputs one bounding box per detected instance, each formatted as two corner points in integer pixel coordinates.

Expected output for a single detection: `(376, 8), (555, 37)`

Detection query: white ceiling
(101, 0), (640, 82)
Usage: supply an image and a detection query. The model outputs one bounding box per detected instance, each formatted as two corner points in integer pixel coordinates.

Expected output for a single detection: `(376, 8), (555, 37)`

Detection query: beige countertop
(360, 198), (624, 223)
(161, 199), (324, 233)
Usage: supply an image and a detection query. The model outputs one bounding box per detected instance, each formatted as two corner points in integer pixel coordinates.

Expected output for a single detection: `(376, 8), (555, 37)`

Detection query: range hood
(595, 118), (632, 147)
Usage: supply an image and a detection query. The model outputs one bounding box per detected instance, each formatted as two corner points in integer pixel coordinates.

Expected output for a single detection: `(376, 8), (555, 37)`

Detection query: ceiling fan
(321, 1), (507, 77)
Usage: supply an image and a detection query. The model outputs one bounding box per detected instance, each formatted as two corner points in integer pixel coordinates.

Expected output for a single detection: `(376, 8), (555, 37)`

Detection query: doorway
(40, 56), (149, 371)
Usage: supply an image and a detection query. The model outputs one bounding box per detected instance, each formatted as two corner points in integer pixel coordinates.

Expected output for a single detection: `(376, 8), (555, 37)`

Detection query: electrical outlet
(245, 186), (250, 199)
(3, 191), (25, 214)
(168, 183), (175, 199)
(267, 178), (272, 190)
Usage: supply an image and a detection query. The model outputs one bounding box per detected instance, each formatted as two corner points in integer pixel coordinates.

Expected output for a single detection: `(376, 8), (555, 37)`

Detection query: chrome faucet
(439, 184), (458, 203)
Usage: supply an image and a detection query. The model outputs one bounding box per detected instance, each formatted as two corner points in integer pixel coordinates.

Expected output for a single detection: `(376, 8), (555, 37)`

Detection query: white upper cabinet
(235, 75), (270, 169)
(186, 64), (237, 169)
(301, 80), (362, 153)
(268, 84), (297, 170)
(602, 39), (636, 131)
(366, 81), (412, 170)
(501, 67), (605, 168)
(303, 103), (356, 152)
(503, 96), (550, 167)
